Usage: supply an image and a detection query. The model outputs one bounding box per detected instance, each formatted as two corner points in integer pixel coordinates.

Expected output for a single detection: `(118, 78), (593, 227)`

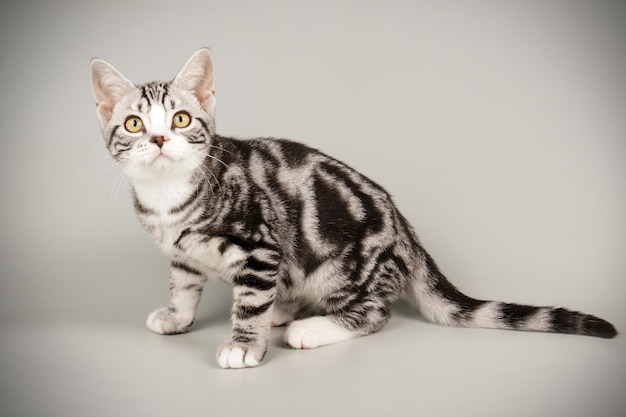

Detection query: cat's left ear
(90, 58), (135, 128)
(173, 48), (215, 115)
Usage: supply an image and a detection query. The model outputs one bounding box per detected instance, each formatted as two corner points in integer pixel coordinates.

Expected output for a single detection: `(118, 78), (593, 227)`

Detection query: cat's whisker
(110, 166), (127, 201)
(95, 159), (123, 197)
(178, 152), (220, 195)
(204, 166), (221, 194)
(98, 160), (123, 177)
(187, 147), (230, 170)
(208, 143), (235, 156)
(112, 163), (136, 202)
(199, 167), (218, 197)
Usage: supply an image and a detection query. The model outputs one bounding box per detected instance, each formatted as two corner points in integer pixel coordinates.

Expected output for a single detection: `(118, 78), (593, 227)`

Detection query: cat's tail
(405, 249), (618, 338)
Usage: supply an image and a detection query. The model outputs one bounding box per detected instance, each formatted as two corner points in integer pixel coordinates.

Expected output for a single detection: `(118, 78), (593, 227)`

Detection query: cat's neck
(132, 171), (199, 214)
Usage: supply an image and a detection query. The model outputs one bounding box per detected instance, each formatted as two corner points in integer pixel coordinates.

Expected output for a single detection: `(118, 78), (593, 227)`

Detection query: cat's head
(90, 48), (216, 180)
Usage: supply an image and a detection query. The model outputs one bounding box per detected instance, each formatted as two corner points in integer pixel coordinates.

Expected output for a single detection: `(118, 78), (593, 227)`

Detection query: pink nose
(150, 136), (169, 148)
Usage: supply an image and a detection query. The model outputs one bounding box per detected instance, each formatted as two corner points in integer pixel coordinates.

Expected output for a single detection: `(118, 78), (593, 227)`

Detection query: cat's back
(214, 135), (388, 197)
(214, 135), (405, 251)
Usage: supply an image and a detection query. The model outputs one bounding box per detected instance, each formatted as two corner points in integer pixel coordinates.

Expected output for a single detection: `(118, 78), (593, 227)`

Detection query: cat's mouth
(155, 151), (171, 160)
(148, 151), (175, 169)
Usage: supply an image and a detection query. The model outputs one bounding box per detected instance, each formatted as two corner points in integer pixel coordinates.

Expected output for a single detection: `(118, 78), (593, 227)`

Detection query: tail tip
(585, 316), (618, 339)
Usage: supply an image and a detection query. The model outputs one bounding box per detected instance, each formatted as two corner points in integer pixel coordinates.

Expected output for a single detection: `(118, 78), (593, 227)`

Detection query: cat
(90, 48), (617, 369)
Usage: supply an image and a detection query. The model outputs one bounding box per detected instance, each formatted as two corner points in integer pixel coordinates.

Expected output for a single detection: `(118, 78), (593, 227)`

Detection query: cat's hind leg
(284, 316), (354, 349)
(284, 306), (390, 349)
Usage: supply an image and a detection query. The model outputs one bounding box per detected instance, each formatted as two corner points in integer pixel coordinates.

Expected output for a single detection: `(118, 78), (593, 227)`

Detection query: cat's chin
(130, 158), (194, 182)
(150, 153), (176, 169)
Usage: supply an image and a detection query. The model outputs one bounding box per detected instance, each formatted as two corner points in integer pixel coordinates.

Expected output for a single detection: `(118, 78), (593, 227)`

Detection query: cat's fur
(90, 48), (617, 369)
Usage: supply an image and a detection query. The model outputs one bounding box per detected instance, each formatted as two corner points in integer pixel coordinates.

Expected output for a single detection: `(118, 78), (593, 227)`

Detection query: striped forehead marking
(139, 82), (170, 110)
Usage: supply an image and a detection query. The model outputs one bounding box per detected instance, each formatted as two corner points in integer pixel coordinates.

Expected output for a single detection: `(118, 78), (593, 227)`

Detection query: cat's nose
(150, 136), (169, 149)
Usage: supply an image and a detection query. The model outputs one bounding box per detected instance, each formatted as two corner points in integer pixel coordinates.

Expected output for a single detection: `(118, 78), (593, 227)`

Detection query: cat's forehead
(128, 81), (198, 114)
(138, 81), (170, 103)
(130, 81), (172, 111)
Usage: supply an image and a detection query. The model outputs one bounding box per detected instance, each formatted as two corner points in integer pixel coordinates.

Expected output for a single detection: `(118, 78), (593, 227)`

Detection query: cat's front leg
(216, 253), (279, 369)
(146, 260), (206, 335)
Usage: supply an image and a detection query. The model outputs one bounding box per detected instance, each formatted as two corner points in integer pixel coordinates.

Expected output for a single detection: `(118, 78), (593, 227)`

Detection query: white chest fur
(132, 176), (245, 280)
(133, 176), (196, 253)
(133, 174), (196, 214)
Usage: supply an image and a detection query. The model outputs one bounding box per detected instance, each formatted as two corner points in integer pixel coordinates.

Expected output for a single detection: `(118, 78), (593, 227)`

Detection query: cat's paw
(146, 307), (192, 335)
(216, 341), (266, 369)
(284, 316), (354, 349)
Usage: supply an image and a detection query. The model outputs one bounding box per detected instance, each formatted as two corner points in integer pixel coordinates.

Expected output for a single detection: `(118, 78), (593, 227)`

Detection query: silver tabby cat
(90, 48), (616, 369)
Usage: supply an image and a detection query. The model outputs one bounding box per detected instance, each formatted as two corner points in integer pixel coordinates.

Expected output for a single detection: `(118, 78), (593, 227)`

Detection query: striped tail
(407, 250), (617, 339)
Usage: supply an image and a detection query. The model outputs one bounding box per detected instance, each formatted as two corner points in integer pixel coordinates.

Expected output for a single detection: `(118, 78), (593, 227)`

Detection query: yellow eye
(124, 116), (143, 133)
(172, 111), (191, 128)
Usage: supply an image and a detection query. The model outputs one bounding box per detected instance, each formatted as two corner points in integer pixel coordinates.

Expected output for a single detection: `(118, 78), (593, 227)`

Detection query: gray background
(1, 1), (625, 416)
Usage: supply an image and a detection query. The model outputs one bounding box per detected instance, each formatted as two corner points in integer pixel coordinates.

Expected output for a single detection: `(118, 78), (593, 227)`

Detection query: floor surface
(1, 301), (623, 417)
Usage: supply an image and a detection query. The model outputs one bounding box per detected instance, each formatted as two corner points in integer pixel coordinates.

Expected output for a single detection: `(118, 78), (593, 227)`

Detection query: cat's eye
(172, 111), (191, 129)
(124, 116), (144, 133)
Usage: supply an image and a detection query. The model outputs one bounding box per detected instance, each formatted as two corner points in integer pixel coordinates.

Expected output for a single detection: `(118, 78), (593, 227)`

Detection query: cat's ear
(90, 58), (135, 127)
(173, 48), (215, 115)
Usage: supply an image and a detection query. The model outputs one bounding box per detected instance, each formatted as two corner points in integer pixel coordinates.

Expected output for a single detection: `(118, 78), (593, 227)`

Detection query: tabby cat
(90, 48), (617, 369)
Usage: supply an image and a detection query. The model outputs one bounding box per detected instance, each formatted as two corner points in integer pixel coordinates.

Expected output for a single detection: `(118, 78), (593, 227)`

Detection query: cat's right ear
(90, 58), (135, 128)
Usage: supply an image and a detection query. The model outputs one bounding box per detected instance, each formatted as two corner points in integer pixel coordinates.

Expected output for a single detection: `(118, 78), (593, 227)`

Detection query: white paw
(284, 316), (354, 349)
(216, 341), (265, 369)
(146, 307), (192, 335)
